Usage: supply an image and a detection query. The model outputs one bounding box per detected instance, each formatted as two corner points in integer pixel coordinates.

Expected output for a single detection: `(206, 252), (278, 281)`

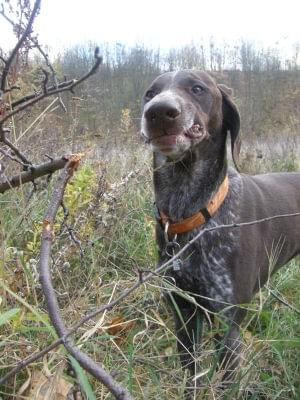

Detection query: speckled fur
(158, 168), (242, 311)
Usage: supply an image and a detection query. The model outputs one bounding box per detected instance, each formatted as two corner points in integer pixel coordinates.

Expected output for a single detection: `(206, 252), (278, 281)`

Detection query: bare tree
(0, 0), (102, 194)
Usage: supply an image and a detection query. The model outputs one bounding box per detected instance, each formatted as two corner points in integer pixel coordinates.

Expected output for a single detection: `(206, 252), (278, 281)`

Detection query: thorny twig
(0, 47), (102, 130)
(11, 80), (77, 109)
(1, 130), (32, 165)
(30, 36), (67, 112)
(1, 205), (299, 387)
(0, 53), (101, 188)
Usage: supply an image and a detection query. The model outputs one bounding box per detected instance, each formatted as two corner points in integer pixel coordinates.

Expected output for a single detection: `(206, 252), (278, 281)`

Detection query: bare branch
(0, 4), (101, 173)
(31, 36), (67, 111)
(0, 3), (101, 170)
(41, 68), (49, 94)
(39, 156), (132, 400)
(0, 155), (73, 193)
(0, 146), (26, 165)
(0, 0), (64, 111)
(3, 85), (21, 94)
(0, 0), (41, 92)
(1, 132), (31, 165)
(0, 48), (102, 125)
(0, 4), (15, 26)
(11, 80), (74, 109)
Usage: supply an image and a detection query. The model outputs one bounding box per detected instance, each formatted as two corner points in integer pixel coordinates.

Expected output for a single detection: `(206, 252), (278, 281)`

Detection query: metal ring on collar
(165, 241), (180, 258)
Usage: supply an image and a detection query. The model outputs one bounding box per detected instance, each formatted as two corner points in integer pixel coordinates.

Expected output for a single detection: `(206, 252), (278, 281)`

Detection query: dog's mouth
(145, 123), (207, 152)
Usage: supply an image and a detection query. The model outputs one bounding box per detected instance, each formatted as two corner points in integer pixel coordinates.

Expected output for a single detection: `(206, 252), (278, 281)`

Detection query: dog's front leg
(170, 295), (203, 373)
(214, 309), (246, 386)
(167, 292), (204, 397)
(216, 326), (243, 384)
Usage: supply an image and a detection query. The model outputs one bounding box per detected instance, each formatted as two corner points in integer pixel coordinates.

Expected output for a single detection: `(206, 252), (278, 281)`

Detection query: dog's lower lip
(151, 135), (178, 146)
(148, 124), (203, 147)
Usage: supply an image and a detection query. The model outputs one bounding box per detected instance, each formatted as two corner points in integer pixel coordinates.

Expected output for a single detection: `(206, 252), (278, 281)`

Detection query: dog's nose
(145, 101), (181, 123)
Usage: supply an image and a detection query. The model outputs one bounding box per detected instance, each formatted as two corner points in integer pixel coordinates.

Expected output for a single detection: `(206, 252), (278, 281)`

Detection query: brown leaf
(105, 314), (135, 344)
(27, 370), (73, 400)
(106, 315), (124, 336)
(8, 261), (28, 297)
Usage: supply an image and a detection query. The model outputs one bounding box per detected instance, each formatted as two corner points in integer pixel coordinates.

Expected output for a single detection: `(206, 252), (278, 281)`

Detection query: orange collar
(157, 175), (229, 235)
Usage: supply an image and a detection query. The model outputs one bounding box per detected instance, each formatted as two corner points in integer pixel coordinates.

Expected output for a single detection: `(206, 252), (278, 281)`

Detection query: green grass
(0, 147), (299, 399)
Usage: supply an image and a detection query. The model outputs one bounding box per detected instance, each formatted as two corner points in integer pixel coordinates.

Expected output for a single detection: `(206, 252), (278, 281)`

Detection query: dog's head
(141, 70), (241, 169)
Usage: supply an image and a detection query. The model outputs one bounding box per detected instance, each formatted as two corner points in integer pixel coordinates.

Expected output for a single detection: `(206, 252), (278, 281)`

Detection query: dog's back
(235, 172), (300, 297)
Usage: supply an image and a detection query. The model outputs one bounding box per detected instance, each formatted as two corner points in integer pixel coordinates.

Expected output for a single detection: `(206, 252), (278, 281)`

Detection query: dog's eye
(145, 90), (155, 100)
(192, 85), (205, 95)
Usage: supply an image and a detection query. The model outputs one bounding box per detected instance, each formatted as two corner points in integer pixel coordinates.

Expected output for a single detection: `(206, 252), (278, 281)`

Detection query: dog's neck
(153, 140), (227, 221)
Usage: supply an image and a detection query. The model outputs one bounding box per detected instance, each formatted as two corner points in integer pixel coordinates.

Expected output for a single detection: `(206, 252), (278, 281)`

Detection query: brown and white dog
(141, 70), (300, 395)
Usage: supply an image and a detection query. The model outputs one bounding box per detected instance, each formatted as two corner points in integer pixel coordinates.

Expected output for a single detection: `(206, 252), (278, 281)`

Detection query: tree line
(15, 40), (300, 146)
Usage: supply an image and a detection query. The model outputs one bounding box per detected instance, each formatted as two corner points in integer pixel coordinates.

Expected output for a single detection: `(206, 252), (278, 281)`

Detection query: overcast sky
(2, 0), (300, 55)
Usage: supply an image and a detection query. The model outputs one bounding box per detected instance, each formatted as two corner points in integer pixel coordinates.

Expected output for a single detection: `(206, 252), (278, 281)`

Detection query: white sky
(2, 0), (300, 56)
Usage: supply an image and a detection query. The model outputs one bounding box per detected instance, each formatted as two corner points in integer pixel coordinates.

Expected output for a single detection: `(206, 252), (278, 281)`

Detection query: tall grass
(0, 138), (299, 399)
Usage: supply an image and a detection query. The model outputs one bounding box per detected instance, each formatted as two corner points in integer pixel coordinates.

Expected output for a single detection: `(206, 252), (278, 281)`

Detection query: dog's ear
(218, 84), (241, 171)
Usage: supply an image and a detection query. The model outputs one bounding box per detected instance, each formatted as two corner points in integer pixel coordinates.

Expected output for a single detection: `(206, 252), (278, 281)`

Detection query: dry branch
(0, 47), (102, 125)
(0, 0), (41, 93)
(11, 80), (76, 109)
(0, 155), (72, 193)
(1, 210), (299, 387)
(0, 0), (102, 191)
(0, 3), (129, 397)
(1, 131), (32, 165)
(39, 157), (132, 400)
(0, 48), (102, 125)
(0, 47), (102, 173)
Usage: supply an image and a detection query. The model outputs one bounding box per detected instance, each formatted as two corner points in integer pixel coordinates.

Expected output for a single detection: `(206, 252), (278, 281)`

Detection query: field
(0, 125), (299, 399)
(0, 11), (300, 396)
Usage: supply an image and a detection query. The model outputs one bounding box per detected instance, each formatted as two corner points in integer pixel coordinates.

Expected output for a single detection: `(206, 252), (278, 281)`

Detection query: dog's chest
(158, 169), (242, 310)
(165, 228), (235, 310)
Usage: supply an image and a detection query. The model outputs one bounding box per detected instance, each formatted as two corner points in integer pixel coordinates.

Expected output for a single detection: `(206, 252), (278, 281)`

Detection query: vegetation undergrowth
(0, 142), (299, 399)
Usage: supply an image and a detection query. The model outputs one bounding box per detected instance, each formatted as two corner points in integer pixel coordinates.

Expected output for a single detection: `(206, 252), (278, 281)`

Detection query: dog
(140, 70), (300, 395)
